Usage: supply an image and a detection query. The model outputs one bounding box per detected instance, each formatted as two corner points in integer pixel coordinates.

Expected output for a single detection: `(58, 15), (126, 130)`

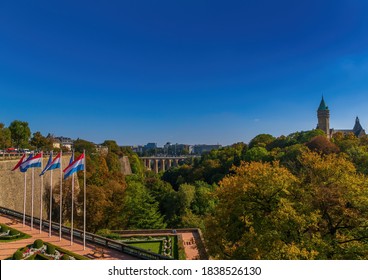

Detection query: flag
(11, 154), (26, 171)
(63, 153), (85, 179)
(40, 152), (61, 176)
(20, 153), (42, 172)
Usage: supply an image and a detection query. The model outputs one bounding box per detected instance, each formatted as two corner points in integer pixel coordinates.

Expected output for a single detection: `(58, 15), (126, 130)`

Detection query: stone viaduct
(141, 156), (199, 173)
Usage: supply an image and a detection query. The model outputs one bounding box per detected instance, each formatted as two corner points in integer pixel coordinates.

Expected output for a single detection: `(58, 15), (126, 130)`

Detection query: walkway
(0, 215), (138, 260)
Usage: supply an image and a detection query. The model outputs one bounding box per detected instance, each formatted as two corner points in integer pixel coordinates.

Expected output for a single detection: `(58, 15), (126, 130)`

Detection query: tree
(249, 134), (275, 149)
(306, 135), (340, 154)
(8, 120), (31, 148)
(30, 131), (53, 151)
(244, 146), (270, 162)
(297, 151), (368, 259)
(122, 181), (166, 229)
(73, 138), (96, 154)
(102, 140), (121, 155)
(205, 161), (312, 259)
(0, 123), (11, 149)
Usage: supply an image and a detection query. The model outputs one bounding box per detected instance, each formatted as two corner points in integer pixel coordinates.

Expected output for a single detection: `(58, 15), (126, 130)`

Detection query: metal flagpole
(70, 149), (74, 245)
(40, 152), (43, 234)
(60, 150), (63, 241)
(49, 151), (53, 237)
(71, 172), (74, 245)
(23, 172), (26, 227)
(83, 150), (86, 250)
(31, 167), (34, 230)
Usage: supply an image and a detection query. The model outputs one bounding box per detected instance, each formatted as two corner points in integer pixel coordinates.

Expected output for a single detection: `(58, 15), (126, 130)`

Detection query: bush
(1, 225), (9, 232)
(9, 229), (18, 236)
(13, 250), (23, 260)
(46, 244), (56, 255)
(33, 239), (44, 249)
(61, 254), (70, 260)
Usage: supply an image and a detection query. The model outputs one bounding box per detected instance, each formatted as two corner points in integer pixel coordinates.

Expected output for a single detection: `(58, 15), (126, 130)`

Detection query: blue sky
(1, 1), (368, 146)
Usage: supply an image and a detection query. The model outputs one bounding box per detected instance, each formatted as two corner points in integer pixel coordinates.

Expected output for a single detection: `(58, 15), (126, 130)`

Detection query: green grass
(127, 241), (162, 254)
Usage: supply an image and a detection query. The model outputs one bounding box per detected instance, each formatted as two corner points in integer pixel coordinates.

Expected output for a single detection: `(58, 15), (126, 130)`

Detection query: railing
(0, 206), (172, 260)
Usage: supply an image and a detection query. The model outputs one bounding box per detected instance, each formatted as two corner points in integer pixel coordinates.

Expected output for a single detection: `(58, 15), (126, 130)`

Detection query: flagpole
(71, 172), (74, 245)
(83, 149), (86, 250)
(70, 149), (74, 246)
(40, 152), (43, 234)
(31, 167), (34, 230)
(23, 172), (26, 227)
(49, 151), (53, 237)
(60, 150), (63, 241)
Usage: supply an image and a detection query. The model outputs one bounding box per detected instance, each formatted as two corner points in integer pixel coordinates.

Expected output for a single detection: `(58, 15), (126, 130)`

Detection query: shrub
(13, 250), (23, 260)
(9, 229), (18, 236)
(61, 254), (70, 260)
(33, 239), (44, 249)
(46, 244), (56, 255)
(1, 225), (9, 232)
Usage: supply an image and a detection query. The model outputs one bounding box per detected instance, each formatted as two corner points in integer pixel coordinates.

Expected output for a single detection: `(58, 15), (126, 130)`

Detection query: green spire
(318, 96), (328, 111)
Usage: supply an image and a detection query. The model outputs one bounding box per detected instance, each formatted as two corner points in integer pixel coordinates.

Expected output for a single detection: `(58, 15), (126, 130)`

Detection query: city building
(317, 97), (366, 138)
(192, 144), (222, 155)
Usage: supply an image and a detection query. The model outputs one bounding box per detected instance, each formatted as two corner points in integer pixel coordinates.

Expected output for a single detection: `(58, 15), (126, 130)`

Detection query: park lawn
(127, 241), (162, 254)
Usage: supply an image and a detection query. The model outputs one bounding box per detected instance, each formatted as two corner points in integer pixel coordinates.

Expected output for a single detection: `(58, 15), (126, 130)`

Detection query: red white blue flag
(20, 153), (42, 172)
(40, 152), (61, 176)
(63, 153), (84, 179)
(11, 154), (26, 171)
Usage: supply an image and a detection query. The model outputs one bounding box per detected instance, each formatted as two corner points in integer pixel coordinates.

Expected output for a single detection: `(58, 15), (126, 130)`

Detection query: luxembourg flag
(40, 152), (61, 176)
(11, 154), (27, 171)
(20, 153), (42, 172)
(63, 153), (85, 179)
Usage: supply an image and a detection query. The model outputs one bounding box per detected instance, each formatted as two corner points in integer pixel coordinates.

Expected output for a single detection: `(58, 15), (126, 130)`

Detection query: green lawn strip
(0, 223), (31, 242)
(125, 241), (162, 254)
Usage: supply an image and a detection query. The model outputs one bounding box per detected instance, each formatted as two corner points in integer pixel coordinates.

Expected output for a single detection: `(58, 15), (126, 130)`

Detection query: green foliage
(0, 225), (9, 232)
(102, 140), (122, 155)
(13, 250), (23, 260)
(249, 134), (275, 149)
(9, 120), (31, 148)
(46, 244), (56, 255)
(61, 254), (70, 260)
(30, 131), (53, 151)
(33, 239), (44, 249)
(105, 152), (122, 174)
(244, 146), (270, 162)
(0, 123), (11, 149)
(122, 181), (166, 229)
(73, 138), (96, 154)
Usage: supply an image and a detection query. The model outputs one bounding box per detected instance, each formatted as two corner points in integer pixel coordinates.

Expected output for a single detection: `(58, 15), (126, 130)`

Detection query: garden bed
(0, 223), (31, 242)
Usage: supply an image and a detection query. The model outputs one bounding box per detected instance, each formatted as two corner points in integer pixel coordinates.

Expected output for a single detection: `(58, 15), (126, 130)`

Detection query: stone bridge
(141, 156), (200, 173)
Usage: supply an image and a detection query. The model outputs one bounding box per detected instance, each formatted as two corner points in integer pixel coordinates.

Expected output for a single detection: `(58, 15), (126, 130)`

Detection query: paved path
(0, 215), (138, 260)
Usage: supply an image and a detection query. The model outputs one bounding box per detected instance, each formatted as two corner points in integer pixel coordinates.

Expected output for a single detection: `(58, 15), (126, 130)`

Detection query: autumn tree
(205, 161), (317, 259)
(297, 151), (368, 259)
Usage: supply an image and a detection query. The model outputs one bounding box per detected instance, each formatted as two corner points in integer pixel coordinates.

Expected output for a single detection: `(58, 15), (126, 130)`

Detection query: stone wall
(120, 156), (132, 175)
(0, 156), (79, 219)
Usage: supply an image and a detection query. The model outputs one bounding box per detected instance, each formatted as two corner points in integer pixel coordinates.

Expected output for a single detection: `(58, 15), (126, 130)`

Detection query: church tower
(317, 96), (330, 138)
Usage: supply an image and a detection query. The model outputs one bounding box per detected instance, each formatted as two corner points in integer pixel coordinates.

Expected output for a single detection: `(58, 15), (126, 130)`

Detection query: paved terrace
(0, 214), (139, 260)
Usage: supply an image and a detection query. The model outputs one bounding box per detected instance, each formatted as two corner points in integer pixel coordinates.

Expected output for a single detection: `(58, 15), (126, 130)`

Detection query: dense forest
(2, 120), (368, 259)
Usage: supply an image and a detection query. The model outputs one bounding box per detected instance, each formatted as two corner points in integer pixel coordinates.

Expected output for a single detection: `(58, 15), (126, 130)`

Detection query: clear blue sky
(1, 1), (368, 146)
